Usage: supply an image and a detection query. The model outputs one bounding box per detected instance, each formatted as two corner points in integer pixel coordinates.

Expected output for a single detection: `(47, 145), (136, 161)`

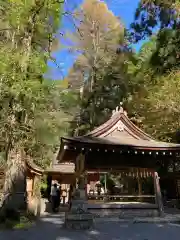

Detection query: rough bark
(0, 147), (26, 214)
(0, 3), (36, 214)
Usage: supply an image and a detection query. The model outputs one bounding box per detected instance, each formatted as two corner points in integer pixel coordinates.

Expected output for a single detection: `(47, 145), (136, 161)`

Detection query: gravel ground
(1, 213), (180, 240)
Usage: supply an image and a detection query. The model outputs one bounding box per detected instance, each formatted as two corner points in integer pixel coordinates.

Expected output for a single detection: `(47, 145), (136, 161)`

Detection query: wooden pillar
(104, 173), (107, 194)
(137, 176), (142, 195)
(177, 179), (180, 198)
(137, 177), (142, 201)
(154, 171), (164, 216)
(137, 169), (142, 201)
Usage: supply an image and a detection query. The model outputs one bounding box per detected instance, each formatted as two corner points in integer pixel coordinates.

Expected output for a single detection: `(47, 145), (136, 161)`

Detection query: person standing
(56, 185), (62, 209)
(68, 185), (74, 210)
(51, 183), (58, 212)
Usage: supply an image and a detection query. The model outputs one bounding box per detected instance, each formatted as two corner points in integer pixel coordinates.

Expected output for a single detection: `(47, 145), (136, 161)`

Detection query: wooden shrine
(55, 105), (180, 228)
(57, 105), (180, 180)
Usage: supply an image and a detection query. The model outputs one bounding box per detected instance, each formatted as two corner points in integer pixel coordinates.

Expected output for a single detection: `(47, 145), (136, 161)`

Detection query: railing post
(104, 173), (107, 194)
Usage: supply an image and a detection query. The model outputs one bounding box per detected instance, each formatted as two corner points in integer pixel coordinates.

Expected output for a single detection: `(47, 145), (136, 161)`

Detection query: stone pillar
(154, 171), (164, 216)
(65, 153), (93, 229)
(78, 173), (87, 199)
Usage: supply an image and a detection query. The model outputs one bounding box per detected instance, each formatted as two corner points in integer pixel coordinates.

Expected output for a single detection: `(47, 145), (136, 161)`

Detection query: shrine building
(46, 105), (180, 215)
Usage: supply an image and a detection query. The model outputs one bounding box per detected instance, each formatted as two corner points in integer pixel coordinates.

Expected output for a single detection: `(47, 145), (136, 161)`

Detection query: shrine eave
(62, 136), (180, 151)
(26, 159), (44, 176)
(57, 136), (180, 162)
(57, 105), (180, 162)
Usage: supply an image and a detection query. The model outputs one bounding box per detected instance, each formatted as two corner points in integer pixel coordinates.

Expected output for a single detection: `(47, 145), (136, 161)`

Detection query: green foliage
(76, 55), (131, 134)
(66, 0), (131, 135)
(0, 0), (78, 171)
(130, 0), (180, 73)
(24, 81), (78, 167)
(131, 0), (178, 41)
(150, 29), (180, 73)
(0, 209), (35, 229)
(63, 0), (180, 147)
(125, 0), (180, 142)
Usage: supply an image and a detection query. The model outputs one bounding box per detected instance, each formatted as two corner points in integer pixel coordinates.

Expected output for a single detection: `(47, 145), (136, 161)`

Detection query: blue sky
(48, 0), (144, 80)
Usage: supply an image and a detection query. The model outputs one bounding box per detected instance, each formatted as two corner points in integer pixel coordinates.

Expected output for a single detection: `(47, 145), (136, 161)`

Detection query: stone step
(89, 208), (159, 218)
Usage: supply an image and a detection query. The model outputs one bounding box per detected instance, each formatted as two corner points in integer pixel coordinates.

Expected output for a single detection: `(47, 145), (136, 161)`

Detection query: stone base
(27, 197), (41, 217)
(65, 212), (93, 229)
(64, 198), (93, 229)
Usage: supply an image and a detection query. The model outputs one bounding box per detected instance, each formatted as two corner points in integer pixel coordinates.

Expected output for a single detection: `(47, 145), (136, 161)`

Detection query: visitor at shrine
(51, 183), (58, 212)
(56, 184), (62, 208)
(96, 183), (101, 195)
(162, 189), (167, 205)
(68, 184), (74, 209)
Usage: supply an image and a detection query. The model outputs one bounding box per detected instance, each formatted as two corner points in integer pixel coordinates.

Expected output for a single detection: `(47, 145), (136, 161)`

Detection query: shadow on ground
(1, 201), (180, 240)
(1, 211), (180, 240)
(45, 200), (69, 214)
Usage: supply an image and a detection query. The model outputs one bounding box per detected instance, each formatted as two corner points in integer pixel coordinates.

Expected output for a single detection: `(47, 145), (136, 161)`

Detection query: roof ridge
(85, 104), (154, 141)
(85, 104), (125, 137)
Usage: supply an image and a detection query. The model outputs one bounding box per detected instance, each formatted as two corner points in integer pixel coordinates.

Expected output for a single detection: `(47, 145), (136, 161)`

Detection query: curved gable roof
(57, 105), (180, 162)
(85, 106), (154, 141)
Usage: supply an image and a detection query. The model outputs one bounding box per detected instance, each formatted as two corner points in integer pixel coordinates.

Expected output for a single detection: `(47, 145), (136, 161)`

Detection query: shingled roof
(26, 158), (44, 175)
(57, 105), (180, 162)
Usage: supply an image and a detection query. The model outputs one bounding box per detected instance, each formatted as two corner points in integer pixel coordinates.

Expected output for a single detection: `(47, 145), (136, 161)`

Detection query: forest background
(0, 0), (179, 210)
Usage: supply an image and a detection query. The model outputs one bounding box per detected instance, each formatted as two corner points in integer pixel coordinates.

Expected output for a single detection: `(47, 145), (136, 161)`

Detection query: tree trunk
(0, 147), (26, 213)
